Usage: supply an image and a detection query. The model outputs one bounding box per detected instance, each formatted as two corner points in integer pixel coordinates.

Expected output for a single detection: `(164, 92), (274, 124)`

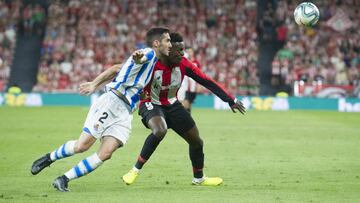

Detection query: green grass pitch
(0, 107), (359, 202)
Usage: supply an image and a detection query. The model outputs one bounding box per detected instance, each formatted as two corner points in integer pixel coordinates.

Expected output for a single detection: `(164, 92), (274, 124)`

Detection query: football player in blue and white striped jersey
(31, 27), (172, 192)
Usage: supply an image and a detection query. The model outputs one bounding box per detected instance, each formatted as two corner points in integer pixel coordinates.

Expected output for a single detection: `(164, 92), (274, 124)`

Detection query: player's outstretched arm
(79, 64), (122, 95)
(184, 58), (245, 114)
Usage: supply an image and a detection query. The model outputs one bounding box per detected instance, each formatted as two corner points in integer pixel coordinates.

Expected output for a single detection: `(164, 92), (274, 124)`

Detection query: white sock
(64, 153), (103, 180)
(192, 177), (205, 183)
(50, 140), (76, 161)
(132, 166), (140, 172)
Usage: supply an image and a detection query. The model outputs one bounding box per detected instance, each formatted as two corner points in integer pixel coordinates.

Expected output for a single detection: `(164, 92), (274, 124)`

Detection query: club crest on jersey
(94, 123), (100, 131)
(153, 67), (182, 90)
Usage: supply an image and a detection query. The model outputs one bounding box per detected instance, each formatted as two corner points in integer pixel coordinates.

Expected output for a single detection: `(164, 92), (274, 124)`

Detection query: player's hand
(79, 82), (96, 96)
(230, 99), (246, 114)
(132, 50), (145, 64)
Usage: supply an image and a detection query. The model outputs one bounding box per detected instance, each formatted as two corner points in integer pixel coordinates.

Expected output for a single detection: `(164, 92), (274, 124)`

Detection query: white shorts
(83, 92), (133, 145)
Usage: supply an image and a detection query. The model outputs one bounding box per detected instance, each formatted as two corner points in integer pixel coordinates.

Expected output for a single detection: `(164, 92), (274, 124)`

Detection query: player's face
(168, 42), (184, 65)
(158, 33), (172, 56)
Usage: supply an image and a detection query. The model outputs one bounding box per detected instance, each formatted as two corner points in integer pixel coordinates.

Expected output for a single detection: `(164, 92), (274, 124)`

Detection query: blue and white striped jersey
(105, 48), (157, 111)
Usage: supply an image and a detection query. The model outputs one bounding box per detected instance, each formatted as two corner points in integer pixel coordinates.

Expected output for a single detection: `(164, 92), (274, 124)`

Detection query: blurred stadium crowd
(0, 0), (359, 95)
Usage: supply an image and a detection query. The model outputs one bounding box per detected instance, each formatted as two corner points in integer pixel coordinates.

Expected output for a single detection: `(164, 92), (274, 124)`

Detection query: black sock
(135, 133), (162, 169)
(189, 145), (204, 178)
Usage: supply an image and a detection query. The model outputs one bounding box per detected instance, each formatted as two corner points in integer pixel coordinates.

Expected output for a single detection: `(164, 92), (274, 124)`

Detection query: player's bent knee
(98, 149), (114, 161)
(152, 128), (167, 140)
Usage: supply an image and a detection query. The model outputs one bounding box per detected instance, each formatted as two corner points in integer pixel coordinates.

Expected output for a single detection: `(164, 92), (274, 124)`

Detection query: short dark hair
(145, 27), (170, 47)
(170, 32), (183, 43)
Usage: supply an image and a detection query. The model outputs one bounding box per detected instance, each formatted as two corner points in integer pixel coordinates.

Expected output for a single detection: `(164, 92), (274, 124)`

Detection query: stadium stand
(0, 0), (20, 92)
(0, 0), (359, 96)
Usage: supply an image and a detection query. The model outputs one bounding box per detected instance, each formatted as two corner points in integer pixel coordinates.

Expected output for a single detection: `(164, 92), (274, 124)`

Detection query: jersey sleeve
(144, 48), (155, 62)
(142, 48), (155, 63)
(133, 48), (155, 64)
(183, 58), (236, 105)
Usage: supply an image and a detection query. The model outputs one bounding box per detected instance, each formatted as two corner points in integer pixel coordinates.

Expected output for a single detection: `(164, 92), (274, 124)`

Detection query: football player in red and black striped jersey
(122, 32), (245, 186)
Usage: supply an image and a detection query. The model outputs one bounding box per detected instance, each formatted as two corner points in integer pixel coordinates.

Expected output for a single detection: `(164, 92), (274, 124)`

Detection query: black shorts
(185, 91), (197, 103)
(139, 101), (196, 135)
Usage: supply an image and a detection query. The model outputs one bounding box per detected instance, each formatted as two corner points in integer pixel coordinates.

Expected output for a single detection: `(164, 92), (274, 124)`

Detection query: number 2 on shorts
(98, 112), (109, 123)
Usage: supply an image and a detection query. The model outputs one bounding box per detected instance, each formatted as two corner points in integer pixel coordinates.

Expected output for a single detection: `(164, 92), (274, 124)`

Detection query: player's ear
(153, 40), (160, 48)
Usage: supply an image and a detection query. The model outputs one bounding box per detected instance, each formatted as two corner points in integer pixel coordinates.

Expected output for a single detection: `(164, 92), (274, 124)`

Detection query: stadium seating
(0, 0), (359, 95)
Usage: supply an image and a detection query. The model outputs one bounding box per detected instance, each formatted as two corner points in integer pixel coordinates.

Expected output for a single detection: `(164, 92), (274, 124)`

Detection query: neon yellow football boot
(122, 168), (139, 185)
(192, 177), (223, 186)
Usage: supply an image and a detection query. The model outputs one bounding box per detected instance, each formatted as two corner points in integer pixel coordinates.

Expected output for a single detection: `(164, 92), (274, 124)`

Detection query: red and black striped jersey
(140, 57), (235, 106)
